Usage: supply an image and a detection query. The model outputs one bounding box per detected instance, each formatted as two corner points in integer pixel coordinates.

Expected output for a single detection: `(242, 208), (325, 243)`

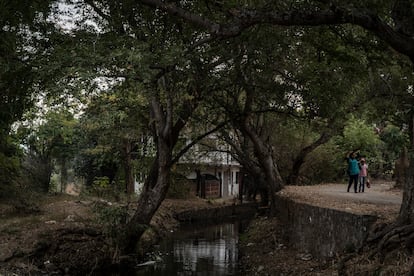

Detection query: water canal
(135, 221), (243, 275)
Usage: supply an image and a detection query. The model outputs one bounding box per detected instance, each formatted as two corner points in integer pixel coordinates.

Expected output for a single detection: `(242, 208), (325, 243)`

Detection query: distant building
(133, 135), (241, 199)
(180, 137), (241, 199)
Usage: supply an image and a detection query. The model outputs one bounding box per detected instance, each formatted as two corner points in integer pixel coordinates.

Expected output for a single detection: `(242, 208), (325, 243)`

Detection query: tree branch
(137, 0), (414, 60)
(171, 120), (228, 164)
(84, 0), (110, 22)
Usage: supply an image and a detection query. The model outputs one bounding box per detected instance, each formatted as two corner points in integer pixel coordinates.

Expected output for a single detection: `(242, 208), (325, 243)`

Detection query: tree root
(337, 253), (357, 275)
(366, 222), (414, 259)
(2, 226), (108, 272)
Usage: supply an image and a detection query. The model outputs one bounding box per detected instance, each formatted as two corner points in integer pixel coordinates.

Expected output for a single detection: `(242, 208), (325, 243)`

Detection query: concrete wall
(276, 196), (378, 259)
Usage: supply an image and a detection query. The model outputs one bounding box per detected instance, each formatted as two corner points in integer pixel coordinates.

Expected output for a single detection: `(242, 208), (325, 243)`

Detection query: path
(312, 181), (402, 205)
(279, 180), (402, 221)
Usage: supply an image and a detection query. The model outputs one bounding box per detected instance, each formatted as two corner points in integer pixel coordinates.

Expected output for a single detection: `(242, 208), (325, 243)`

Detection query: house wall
(134, 175), (144, 195)
(134, 166), (241, 199)
(219, 167), (240, 198)
(185, 165), (241, 199)
(221, 170), (229, 198)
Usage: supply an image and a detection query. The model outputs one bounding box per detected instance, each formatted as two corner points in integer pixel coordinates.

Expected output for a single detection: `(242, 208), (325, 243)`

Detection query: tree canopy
(3, 0), (414, 258)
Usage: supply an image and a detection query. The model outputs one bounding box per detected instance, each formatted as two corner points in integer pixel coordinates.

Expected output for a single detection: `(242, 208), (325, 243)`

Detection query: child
(359, 158), (368, 192)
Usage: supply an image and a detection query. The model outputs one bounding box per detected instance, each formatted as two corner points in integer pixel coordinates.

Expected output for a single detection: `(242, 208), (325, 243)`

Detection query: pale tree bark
(240, 119), (283, 214)
(239, 88), (284, 215)
(223, 132), (269, 205)
(59, 158), (67, 193)
(122, 92), (176, 253)
(121, 69), (201, 253)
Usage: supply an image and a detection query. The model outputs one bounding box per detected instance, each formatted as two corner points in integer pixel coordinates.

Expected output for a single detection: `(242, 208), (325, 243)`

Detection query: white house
(180, 137), (241, 198)
(133, 134), (241, 198)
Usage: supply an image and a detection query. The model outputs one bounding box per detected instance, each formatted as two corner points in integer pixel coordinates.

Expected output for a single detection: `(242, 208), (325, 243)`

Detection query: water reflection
(135, 222), (239, 275)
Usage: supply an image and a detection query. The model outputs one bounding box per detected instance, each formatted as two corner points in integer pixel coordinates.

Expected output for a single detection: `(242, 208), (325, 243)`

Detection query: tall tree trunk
(394, 147), (409, 189)
(247, 127), (283, 213)
(122, 137), (172, 253)
(287, 132), (331, 185)
(121, 78), (194, 253)
(398, 113), (414, 224)
(122, 139), (135, 194)
(398, 158), (414, 224)
(28, 153), (53, 193)
(240, 90), (284, 215)
(60, 158), (67, 193)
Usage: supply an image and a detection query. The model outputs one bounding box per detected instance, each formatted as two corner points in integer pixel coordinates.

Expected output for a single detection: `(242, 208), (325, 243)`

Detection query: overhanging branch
(137, 0), (414, 60)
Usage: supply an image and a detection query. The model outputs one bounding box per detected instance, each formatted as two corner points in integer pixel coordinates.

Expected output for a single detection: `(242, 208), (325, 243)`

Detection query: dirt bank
(1, 181), (411, 275)
(0, 194), (239, 275)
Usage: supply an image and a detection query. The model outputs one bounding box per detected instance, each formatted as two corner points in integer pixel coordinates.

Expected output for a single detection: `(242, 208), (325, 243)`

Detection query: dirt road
(311, 181), (402, 205)
(279, 180), (402, 221)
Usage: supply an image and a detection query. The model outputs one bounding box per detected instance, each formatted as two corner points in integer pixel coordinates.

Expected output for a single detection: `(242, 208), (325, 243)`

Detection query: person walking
(359, 158), (368, 192)
(346, 151), (360, 193)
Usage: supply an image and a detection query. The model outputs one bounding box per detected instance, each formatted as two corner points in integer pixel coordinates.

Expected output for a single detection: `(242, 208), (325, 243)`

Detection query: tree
(0, 1), (54, 192)
(16, 110), (78, 193)
(212, 22), (372, 188)
(135, 0), (414, 263)
(14, 0), (414, 259)
(52, 0), (231, 253)
(75, 88), (149, 194)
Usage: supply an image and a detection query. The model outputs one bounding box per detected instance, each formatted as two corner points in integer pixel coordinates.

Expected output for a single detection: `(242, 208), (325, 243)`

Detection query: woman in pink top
(359, 158), (368, 192)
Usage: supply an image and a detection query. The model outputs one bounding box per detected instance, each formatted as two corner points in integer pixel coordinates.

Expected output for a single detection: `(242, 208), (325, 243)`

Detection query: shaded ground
(239, 180), (412, 275)
(0, 194), (236, 275)
(0, 180), (409, 275)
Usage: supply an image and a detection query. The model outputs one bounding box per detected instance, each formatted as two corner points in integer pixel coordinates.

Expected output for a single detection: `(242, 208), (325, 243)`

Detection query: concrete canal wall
(275, 196), (378, 258)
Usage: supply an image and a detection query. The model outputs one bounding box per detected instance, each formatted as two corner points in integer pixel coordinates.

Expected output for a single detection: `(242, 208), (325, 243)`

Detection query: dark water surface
(135, 222), (241, 275)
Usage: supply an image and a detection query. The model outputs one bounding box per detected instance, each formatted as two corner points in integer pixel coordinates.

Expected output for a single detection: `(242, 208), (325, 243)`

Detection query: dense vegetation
(2, 0), (414, 259)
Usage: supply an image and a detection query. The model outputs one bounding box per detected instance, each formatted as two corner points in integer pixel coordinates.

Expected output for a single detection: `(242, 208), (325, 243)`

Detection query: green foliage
(380, 124), (409, 158)
(0, 133), (22, 198)
(341, 118), (382, 154)
(2, 0), (412, 206)
(92, 176), (111, 194)
(167, 173), (192, 199)
(0, 135), (21, 173)
(86, 175), (131, 201)
(334, 118), (400, 177)
(14, 110), (78, 193)
(375, 124), (409, 177)
(301, 142), (346, 184)
(74, 88), (150, 189)
(93, 203), (129, 245)
(0, 1), (54, 190)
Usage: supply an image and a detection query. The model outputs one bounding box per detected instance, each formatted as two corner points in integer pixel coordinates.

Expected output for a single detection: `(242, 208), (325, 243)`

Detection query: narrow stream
(135, 222), (242, 275)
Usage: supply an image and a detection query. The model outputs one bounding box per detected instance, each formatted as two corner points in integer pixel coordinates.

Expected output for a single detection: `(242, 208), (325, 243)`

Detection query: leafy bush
(167, 173), (192, 199)
(300, 141), (345, 184)
(93, 203), (129, 245)
(91, 176), (111, 197)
